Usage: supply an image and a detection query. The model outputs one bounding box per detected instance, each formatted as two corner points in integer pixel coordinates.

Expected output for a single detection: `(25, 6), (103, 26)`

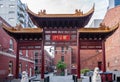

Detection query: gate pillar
(102, 40), (106, 72)
(15, 41), (19, 78)
(77, 32), (82, 82)
(41, 31), (45, 82)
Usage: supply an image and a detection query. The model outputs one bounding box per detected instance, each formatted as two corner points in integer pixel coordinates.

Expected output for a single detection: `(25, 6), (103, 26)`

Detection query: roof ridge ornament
(75, 9), (83, 15)
(99, 23), (110, 30)
(38, 9), (46, 15)
(13, 24), (22, 31)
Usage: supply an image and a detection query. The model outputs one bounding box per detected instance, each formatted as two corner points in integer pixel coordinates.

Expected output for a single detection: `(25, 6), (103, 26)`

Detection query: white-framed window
(9, 61), (13, 73)
(9, 4), (15, 8)
(26, 64), (28, 72)
(19, 63), (22, 73)
(0, 4), (3, 8)
(10, 0), (15, 1)
(19, 50), (23, 55)
(8, 18), (14, 21)
(9, 39), (14, 50)
(9, 11), (15, 14)
(26, 50), (28, 57)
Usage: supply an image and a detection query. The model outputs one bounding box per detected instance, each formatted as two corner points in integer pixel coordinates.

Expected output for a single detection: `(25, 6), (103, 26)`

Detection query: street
(31, 73), (90, 82)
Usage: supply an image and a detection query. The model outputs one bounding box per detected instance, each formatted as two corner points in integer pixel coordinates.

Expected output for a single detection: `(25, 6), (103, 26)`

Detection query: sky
(21, 0), (109, 19)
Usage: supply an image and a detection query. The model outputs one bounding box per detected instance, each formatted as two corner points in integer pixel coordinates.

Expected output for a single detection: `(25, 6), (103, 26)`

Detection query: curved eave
(78, 23), (119, 39)
(78, 23), (118, 33)
(27, 6), (94, 18)
(27, 6), (94, 27)
(2, 23), (43, 34)
(2, 23), (43, 40)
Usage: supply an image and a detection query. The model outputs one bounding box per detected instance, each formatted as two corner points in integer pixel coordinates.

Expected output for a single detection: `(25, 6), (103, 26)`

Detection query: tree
(56, 61), (66, 75)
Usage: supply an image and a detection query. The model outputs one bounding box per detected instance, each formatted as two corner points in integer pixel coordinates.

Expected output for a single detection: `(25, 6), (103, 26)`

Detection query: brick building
(101, 6), (120, 71)
(0, 17), (35, 79)
(0, 17), (54, 79)
(53, 6), (120, 74)
(80, 5), (120, 73)
(54, 46), (73, 74)
(34, 50), (54, 74)
(54, 46), (103, 74)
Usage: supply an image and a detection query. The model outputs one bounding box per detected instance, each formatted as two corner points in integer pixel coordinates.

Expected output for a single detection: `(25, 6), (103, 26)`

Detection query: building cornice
(0, 51), (34, 63)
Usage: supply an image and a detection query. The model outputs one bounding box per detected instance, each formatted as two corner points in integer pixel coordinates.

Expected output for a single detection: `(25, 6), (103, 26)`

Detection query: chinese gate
(1, 5), (119, 82)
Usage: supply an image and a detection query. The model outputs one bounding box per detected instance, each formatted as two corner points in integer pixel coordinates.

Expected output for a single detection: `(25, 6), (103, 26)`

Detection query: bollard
(113, 74), (116, 81)
(117, 77), (120, 82)
(73, 75), (75, 80)
(47, 76), (49, 82)
(75, 76), (77, 82)
(44, 76), (50, 82)
(29, 79), (31, 82)
(89, 76), (91, 82)
(72, 75), (77, 82)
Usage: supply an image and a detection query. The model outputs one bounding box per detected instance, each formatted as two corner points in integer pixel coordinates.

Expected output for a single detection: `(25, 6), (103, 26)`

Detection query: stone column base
(40, 79), (44, 82)
(77, 78), (82, 82)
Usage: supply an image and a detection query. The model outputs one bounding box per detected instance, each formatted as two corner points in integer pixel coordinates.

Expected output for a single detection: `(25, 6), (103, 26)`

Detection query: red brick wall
(102, 6), (120, 71)
(80, 50), (102, 70)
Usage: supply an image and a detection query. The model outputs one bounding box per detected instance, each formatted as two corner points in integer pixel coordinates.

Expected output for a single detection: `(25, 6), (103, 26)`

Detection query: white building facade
(0, 0), (34, 27)
(89, 19), (103, 27)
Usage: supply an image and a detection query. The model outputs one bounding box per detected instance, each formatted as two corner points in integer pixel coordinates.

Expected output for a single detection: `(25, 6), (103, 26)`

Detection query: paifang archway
(1, 6), (119, 82)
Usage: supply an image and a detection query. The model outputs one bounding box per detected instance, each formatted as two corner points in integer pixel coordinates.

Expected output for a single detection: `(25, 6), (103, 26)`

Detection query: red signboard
(52, 35), (70, 41)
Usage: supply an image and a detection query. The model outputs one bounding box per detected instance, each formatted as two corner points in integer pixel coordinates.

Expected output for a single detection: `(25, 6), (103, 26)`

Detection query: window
(8, 18), (14, 21)
(107, 62), (110, 67)
(0, 4), (3, 8)
(10, 0), (15, 1)
(26, 64), (28, 72)
(35, 52), (38, 57)
(19, 50), (22, 55)
(61, 56), (64, 62)
(26, 50), (28, 57)
(9, 4), (15, 8)
(61, 46), (64, 52)
(9, 61), (13, 73)
(19, 63), (22, 73)
(9, 11), (15, 14)
(35, 59), (38, 64)
(40, 59), (41, 63)
(35, 66), (38, 74)
(9, 39), (14, 50)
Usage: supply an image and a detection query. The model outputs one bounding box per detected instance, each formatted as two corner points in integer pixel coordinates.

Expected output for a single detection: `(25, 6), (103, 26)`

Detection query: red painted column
(41, 34), (44, 79)
(102, 40), (106, 72)
(77, 32), (80, 79)
(15, 41), (19, 78)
